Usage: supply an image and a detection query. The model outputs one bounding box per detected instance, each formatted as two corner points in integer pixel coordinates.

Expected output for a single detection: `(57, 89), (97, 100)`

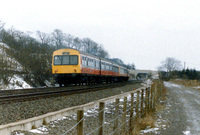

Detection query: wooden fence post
(154, 83), (157, 107)
(145, 88), (148, 116)
(136, 91), (140, 119)
(77, 110), (84, 135)
(114, 99), (119, 135)
(140, 89), (144, 117)
(129, 93), (134, 134)
(152, 84), (155, 110)
(148, 87), (151, 111)
(160, 81), (162, 97)
(161, 81), (164, 99)
(122, 96), (127, 134)
(150, 84), (154, 110)
(99, 102), (105, 135)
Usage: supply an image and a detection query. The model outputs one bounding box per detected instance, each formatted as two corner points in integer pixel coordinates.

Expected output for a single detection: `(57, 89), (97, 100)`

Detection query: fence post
(145, 88), (148, 116)
(114, 98), (119, 135)
(148, 87), (151, 111)
(150, 84), (154, 110)
(161, 81), (164, 99)
(77, 110), (84, 135)
(160, 81), (162, 98)
(152, 84), (155, 110)
(122, 96), (127, 134)
(140, 89), (144, 117)
(129, 93), (134, 134)
(99, 102), (105, 135)
(153, 83), (157, 108)
(136, 91), (140, 119)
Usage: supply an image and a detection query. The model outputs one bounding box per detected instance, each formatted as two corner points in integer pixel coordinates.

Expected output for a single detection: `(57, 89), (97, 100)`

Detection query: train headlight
(74, 69), (77, 73)
(55, 69), (58, 73)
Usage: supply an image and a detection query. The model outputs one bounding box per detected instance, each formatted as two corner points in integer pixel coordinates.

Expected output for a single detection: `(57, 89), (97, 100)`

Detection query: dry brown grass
(129, 114), (156, 135)
(130, 81), (166, 134)
(138, 114), (155, 129)
(126, 80), (167, 135)
(155, 103), (165, 112)
(130, 125), (142, 135)
(131, 105), (165, 134)
(171, 79), (200, 87)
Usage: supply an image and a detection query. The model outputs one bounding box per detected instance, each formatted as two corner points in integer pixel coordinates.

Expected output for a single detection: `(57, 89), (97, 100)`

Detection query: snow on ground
(0, 42), (32, 90)
(18, 82), (166, 135)
(0, 42), (10, 50)
(7, 75), (32, 89)
(0, 75), (32, 90)
(192, 86), (200, 90)
(183, 131), (191, 135)
(164, 81), (200, 135)
(141, 127), (160, 134)
(164, 82), (182, 88)
(29, 126), (49, 134)
(140, 117), (168, 134)
(15, 133), (25, 135)
(141, 79), (153, 88)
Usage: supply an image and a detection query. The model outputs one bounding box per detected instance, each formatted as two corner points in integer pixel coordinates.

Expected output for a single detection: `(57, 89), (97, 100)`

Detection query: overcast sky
(1, 0), (200, 70)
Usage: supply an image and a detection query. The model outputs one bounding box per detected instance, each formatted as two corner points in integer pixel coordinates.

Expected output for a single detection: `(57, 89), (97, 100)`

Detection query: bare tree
(0, 21), (5, 41)
(65, 34), (74, 48)
(127, 63), (136, 70)
(52, 29), (66, 49)
(36, 31), (52, 45)
(97, 45), (109, 58)
(73, 37), (82, 50)
(159, 57), (182, 76)
(0, 20), (5, 30)
(82, 38), (93, 53)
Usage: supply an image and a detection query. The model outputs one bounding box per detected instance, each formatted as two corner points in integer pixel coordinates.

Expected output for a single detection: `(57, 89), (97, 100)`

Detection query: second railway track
(0, 81), (140, 104)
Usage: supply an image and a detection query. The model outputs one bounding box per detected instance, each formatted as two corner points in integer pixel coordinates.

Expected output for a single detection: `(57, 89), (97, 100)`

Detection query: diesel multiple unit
(52, 48), (129, 86)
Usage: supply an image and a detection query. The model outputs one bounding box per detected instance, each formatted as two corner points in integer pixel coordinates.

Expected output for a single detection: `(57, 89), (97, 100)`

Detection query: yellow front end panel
(52, 48), (81, 74)
(52, 65), (81, 74)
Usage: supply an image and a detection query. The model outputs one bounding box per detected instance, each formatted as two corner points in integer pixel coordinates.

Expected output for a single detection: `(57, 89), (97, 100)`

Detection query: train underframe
(54, 73), (129, 87)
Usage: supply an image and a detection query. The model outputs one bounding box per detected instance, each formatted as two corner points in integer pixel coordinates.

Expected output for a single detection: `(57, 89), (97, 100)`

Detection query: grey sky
(1, 0), (200, 70)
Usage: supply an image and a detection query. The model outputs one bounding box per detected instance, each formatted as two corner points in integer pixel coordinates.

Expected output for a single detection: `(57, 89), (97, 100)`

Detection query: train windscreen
(54, 55), (78, 65)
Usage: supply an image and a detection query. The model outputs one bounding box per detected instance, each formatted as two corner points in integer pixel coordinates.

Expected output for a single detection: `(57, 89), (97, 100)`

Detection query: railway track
(0, 80), (140, 105)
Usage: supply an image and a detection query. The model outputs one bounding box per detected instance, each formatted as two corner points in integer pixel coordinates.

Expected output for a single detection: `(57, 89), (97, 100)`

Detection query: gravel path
(148, 82), (200, 135)
(0, 82), (141, 126)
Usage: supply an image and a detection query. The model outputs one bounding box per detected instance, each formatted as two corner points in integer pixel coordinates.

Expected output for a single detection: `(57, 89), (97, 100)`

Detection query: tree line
(0, 21), (135, 87)
(158, 57), (200, 80)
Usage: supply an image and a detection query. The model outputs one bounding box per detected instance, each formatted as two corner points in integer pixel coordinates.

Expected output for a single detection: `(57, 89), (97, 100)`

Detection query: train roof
(54, 48), (127, 68)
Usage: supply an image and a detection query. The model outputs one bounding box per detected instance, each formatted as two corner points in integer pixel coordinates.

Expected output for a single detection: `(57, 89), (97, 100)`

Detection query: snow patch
(192, 86), (200, 90)
(164, 82), (182, 88)
(29, 126), (49, 134)
(183, 131), (191, 135)
(1, 75), (32, 90)
(0, 43), (31, 90)
(141, 127), (160, 134)
(14, 133), (25, 135)
(0, 42), (10, 50)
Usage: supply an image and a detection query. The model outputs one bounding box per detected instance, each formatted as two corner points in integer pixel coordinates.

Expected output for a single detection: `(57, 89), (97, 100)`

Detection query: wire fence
(58, 80), (165, 135)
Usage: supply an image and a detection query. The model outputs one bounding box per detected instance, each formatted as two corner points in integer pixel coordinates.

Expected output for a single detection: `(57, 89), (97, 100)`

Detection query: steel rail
(0, 80), (141, 104)
(0, 82), (135, 104)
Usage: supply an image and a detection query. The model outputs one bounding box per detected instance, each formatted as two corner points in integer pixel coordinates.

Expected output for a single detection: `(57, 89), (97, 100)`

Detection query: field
(171, 79), (200, 90)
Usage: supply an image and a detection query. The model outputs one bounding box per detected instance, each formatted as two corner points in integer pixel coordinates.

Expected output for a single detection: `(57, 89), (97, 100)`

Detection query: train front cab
(52, 49), (81, 86)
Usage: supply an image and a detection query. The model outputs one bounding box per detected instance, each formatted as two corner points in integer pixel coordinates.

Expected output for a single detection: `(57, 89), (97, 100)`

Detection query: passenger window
(96, 61), (99, 68)
(94, 60), (96, 67)
(106, 64), (109, 70)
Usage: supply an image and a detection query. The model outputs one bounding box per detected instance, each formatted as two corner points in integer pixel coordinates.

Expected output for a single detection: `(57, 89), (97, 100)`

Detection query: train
(52, 48), (129, 86)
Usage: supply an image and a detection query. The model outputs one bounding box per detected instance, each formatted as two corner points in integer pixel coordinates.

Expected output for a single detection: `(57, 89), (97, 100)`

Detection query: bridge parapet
(129, 69), (158, 80)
